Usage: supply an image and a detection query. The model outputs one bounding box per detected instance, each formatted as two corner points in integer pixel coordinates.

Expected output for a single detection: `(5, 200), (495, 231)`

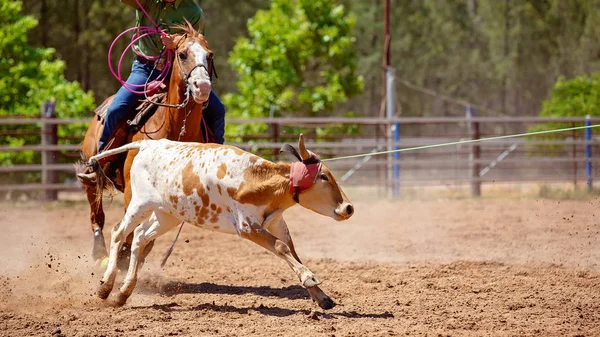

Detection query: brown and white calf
(89, 135), (353, 309)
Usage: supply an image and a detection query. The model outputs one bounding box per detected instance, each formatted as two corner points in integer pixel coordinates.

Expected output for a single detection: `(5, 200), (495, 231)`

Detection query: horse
(78, 22), (214, 265)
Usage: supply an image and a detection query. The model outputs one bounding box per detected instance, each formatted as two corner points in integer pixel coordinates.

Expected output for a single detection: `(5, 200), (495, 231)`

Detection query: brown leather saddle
(92, 93), (166, 190)
(94, 92), (167, 132)
(91, 92), (216, 190)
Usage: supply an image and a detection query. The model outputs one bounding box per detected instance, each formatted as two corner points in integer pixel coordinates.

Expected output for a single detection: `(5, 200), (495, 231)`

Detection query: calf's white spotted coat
(92, 137), (354, 309)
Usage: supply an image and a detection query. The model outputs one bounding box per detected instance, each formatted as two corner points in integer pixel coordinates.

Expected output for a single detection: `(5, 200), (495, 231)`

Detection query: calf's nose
(346, 204), (354, 216)
(335, 202), (354, 218)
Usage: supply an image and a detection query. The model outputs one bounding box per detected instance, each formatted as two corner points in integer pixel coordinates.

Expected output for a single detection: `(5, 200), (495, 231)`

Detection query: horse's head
(287, 134), (354, 221)
(171, 22), (214, 104)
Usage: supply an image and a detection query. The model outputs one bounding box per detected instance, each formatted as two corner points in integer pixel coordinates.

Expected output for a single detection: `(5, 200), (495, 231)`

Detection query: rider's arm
(120, 0), (147, 9)
(161, 35), (176, 49)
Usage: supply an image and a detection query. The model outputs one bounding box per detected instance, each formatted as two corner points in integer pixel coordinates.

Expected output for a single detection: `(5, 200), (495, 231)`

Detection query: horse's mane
(173, 20), (210, 50)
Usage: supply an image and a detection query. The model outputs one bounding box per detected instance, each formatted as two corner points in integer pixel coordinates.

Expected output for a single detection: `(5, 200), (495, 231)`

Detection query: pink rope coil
(107, 0), (210, 144)
(108, 0), (173, 95)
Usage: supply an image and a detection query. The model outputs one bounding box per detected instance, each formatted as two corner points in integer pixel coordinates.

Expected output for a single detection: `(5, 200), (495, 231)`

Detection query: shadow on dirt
(132, 281), (394, 319)
(132, 301), (394, 319)
(155, 281), (311, 300)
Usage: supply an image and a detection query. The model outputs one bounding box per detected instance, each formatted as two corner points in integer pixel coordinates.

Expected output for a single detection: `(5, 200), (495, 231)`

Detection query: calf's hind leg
(265, 218), (336, 310)
(97, 201), (153, 300)
(115, 211), (180, 306)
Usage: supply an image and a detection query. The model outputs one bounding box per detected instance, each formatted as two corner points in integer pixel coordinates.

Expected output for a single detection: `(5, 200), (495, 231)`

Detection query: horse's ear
(172, 34), (186, 49)
(298, 134), (311, 161)
(185, 19), (195, 33)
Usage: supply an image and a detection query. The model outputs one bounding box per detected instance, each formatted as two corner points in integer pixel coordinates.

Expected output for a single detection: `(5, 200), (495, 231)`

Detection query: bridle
(144, 34), (216, 110)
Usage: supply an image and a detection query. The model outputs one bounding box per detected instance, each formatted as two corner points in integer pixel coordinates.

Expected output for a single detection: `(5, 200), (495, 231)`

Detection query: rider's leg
(201, 91), (226, 144)
(98, 60), (162, 152)
(78, 60), (162, 185)
(98, 60), (160, 152)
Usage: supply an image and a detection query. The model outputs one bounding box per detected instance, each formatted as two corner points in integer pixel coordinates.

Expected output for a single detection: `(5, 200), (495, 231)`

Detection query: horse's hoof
(92, 231), (108, 262)
(95, 257), (109, 270)
(317, 295), (336, 310)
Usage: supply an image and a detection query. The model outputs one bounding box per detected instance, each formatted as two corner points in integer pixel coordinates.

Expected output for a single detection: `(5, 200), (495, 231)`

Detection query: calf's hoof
(113, 292), (129, 307)
(97, 283), (112, 300)
(317, 295), (336, 310)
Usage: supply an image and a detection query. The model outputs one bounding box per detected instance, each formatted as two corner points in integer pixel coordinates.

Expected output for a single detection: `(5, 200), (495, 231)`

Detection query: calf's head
(285, 134), (354, 221)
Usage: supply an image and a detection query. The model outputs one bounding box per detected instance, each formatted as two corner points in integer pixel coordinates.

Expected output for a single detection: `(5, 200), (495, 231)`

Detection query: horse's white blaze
(188, 41), (211, 85)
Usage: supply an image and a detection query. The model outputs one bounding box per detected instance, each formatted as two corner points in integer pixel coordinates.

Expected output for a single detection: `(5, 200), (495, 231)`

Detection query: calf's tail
(84, 141), (146, 204)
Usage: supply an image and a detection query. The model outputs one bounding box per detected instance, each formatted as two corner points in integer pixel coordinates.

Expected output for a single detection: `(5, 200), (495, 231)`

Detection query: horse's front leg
(85, 184), (108, 263)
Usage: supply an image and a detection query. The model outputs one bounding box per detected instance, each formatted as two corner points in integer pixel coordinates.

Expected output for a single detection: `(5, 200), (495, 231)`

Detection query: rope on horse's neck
(178, 102), (196, 141)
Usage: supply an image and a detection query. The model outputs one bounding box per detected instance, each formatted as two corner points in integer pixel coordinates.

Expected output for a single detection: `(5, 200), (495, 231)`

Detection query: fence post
(41, 101), (58, 201)
(572, 123), (577, 188)
(386, 67), (399, 198)
(271, 122), (279, 161)
(586, 115), (593, 191)
(393, 121), (400, 198)
(466, 105), (481, 197)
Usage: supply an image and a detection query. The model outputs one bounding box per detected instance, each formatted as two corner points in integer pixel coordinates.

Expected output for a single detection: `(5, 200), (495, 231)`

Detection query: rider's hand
(161, 34), (176, 50)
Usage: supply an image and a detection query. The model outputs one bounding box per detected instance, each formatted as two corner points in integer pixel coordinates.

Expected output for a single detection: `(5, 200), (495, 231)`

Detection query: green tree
(0, 0), (94, 169)
(223, 0), (364, 137)
(540, 74), (600, 119)
(527, 73), (600, 152)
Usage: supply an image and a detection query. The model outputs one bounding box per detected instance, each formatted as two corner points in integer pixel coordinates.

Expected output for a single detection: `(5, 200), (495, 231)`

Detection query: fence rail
(1, 106), (597, 199)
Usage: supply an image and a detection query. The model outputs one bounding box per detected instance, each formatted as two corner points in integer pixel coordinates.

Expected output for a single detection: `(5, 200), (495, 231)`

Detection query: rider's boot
(77, 124), (128, 186)
(77, 161), (112, 186)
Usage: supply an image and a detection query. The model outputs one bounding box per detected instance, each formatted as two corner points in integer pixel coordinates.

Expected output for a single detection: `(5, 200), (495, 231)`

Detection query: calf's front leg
(265, 217), (335, 309)
(240, 223), (321, 289)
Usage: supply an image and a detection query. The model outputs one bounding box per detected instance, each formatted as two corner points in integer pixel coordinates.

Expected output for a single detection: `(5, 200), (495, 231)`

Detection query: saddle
(90, 91), (217, 190)
(94, 92), (167, 132)
(91, 92), (167, 191)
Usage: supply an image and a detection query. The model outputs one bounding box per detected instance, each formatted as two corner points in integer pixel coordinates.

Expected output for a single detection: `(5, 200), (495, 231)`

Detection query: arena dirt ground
(1, 189), (600, 336)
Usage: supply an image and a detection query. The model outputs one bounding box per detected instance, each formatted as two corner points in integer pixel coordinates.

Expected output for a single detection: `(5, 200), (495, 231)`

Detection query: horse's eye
(178, 50), (188, 60)
(320, 173), (329, 182)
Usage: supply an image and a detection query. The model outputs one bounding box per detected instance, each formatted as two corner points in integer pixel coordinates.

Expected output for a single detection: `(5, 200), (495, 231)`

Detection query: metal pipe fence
(1, 104), (599, 199)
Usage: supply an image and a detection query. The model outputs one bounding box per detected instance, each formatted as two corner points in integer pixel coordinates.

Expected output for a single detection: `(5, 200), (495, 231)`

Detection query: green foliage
(537, 184), (600, 200)
(223, 0), (364, 139)
(530, 73), (600, 131)
(527, 74), (600, 153)
(0, 0), (94, 118)
(0, 0), (94, 170)
(540, 74), (600, 118)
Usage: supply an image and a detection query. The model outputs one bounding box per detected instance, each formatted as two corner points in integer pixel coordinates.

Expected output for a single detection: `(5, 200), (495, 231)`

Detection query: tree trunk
(501, 0), (510, 115)
(40, 0), (48, 47)
(74, 0), (82, 85)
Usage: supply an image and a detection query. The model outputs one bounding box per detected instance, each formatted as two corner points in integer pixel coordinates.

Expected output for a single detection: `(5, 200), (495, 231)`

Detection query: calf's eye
(320, 173), (329, 182)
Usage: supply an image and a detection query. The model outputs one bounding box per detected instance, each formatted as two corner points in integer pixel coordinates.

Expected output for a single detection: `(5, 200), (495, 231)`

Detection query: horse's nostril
(194, 81), (211, 93)
(346, 204), (354, 215)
